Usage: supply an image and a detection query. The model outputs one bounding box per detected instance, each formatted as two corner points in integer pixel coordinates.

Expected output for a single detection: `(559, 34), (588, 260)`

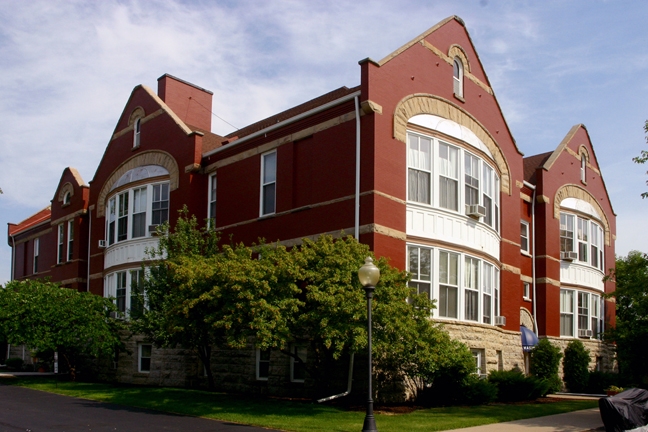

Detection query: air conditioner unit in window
(561, 251), (578, 261)
(494, 316), (506, 326)
(466, 204), (487, 218)
(148, 225), (159, 233)
(98, 240), (106, 248)
(579, 329), (593, 338)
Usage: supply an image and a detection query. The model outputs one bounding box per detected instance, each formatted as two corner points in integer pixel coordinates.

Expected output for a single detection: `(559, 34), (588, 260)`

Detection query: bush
(488, 369), (551, 402)
(563, 340), (591, 393)
(416, 374), (498, 406)
(5, 357), (23, 370)
(530, 338), (563, 393)
(586, 371), (623, 394)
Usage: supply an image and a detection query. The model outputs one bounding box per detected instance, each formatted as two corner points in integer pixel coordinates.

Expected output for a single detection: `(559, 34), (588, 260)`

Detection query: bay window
(406, 132), (499, 231)
(561, 288), (602, 338)
(560, 211), (604, 270)
(464, 256), (479, 321)
(106, 181), (170, 246)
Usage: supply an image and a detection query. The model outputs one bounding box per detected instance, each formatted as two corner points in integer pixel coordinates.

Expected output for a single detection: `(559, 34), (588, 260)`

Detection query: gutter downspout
(317, 353), (355, 403)
(523, 180), (538, 335)
(9, 234), (15, 281)
(354, 96), (361, 240)
(87, 207), (91, 292)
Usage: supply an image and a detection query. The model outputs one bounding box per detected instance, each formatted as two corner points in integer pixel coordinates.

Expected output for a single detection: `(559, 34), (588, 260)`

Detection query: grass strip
(4, 377), (598, 432)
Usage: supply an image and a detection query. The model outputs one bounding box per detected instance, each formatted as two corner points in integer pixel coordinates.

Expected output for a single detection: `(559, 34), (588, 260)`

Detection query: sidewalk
(446, 408), (604, 432)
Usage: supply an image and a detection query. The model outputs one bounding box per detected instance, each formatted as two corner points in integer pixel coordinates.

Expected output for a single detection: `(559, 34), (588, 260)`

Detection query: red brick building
(7, 16), (616, 389)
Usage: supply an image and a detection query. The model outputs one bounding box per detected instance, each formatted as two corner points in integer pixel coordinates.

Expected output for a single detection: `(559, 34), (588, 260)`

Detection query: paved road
(0, 383), (280, 432)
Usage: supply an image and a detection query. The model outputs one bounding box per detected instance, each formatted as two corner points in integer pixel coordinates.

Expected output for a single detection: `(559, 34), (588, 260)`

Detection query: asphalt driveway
(0, 383), (280, 432)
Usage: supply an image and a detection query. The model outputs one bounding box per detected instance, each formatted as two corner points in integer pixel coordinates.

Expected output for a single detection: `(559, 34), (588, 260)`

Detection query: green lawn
(2, 377), (598, 432)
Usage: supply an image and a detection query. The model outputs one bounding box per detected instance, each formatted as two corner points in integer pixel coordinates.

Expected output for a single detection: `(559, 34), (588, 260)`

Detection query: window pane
(263, 152), (276, 183)
(439, 285), (458, 318)
(263, 183), (276, 214)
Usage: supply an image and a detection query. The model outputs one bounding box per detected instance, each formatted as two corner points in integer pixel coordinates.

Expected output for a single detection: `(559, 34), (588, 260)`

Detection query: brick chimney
(157, 74), (213, 131)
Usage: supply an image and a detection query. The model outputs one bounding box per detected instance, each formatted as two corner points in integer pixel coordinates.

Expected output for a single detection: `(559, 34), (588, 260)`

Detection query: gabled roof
(8, 206), (51, 237)
(225, 86), (359, 141)
(523, 151), (553, 184)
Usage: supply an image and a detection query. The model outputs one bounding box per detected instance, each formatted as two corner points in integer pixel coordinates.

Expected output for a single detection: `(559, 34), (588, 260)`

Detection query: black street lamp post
(358, 256), (380, 432)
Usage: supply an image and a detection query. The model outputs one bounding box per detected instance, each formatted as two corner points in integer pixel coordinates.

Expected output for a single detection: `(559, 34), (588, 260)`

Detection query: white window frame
(138, 343), (151, 373)
(407, 134), (432, 205)
(453, 57), (464, 98)
(57, 223), (64, 264)
(260, 151), (277, 216)
(520, 221), (530, 254)
(208, 173), (217, 227)
(523, 282), (531, 300)
(407, 245), (432, 300)
(471, 348), (486, 376)
(560, 289), (575, 337)
(67, 220), (74, 261)
(290, 345), (306, 383)
(580, 154), (587, 183)
(577, 217), (589, 263)
(107, 269), (146, 317)
(464, 256), (480, 322)
(105, 181), (170, 247)
(438, 250), (459, 319)
(33, 237), (39, 274)
(406, 131), (500, 232)
(133, 118), (141, 148)
(561, 289), (603, 339)
(482, 262), (493, 324)
(256, 348), (270, 381)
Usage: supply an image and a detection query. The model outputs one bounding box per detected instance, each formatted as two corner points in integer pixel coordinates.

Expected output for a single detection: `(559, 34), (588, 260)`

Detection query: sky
(1, 0), (647, 285)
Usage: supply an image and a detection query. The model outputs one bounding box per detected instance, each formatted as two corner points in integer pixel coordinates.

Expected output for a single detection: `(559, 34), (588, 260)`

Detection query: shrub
(488, 369), (550, 402)
(5, 357), (23, 370)
(530, 338), (563, 393)
(416, 374), (497, 406)
(587, 371), (622, 394)
(563, 340), (591, 393)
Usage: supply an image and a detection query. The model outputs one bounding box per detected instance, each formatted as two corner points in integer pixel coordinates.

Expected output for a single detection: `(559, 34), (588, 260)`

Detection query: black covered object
(599, 388), (648, 432)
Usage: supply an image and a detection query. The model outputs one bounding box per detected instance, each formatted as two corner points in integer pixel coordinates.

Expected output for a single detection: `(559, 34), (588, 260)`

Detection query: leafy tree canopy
(633, 120), (648, 198)
(0, 279), (125, 379)
(605, 251), (648, 385)
(136, 209), (474, 395)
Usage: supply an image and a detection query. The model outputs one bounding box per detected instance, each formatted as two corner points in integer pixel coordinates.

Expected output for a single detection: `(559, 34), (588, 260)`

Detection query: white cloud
(1, 0), (648, 285)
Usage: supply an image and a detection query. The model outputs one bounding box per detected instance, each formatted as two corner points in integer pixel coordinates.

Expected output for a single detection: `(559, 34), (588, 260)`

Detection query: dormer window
(133, 118), (141, 148)
(453, 57), (464, 98)
(580, 153), (587, 183)
(63, 191), (71, 205)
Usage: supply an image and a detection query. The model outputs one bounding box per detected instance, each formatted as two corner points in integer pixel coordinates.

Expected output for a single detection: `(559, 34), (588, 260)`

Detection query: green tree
(633, 120), (648, 198)
(0, 280), (125, 379)
(134, 211), (301, 390)
(605, 251), (648, 385)
(563, 340), (591, 392)
(530, 338), (563, 393)
(137, 210), (474, 396)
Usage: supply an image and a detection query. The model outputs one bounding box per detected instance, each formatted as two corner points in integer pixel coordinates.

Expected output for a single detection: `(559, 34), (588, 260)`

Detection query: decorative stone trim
(538, 254), (561, 263)
(520, 192), (531, 202)
(502, 238), (521, 247)
(392, 93), (511, 195)
(128, 107), (145, 126)
(501, 263), (521, 275)
(553, 184), (611, 246)
(520, 307), (534, 330)
(58, 182), (74, 203)
(96, 151), (179, 218)
(50, 209), (87, 226)
(537, 277), (561, 287)
(520, 274), (533, 283)
(204, 111), (357, 173)
(537, 195), (550, 204)
(361, 100), (383, 115)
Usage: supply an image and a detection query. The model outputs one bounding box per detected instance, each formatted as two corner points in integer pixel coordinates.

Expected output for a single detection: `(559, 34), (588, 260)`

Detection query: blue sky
(1, 0), (647, 285)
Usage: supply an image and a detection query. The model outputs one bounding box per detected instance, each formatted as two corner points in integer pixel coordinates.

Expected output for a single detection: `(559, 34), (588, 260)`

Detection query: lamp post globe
(358, 256), (380, 432)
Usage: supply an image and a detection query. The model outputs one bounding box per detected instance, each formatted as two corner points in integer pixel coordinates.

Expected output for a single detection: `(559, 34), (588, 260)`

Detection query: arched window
(580, 153), (587, 183)
(63, 191), (71, 205)
(453, 57), (464, 98)
(133, 118), (141, 148)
